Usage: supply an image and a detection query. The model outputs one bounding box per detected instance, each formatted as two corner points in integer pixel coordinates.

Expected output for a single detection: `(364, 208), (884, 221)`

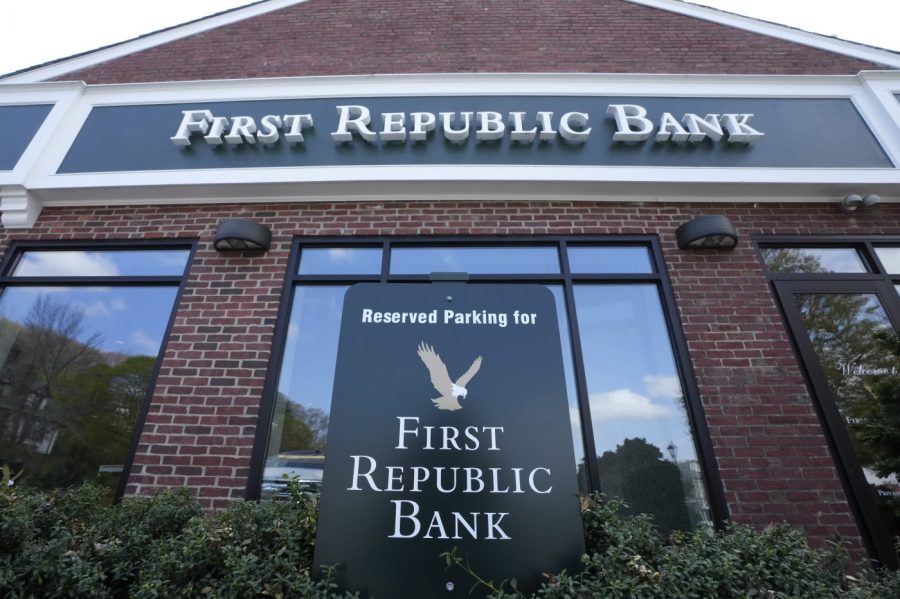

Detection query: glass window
(761, 247), (867, 274)
(574, 284), (711, 535)
(874, 247), (900, 274)
(298, 247), (382, 275)
(260, 240), (713, 535)
(261, 284), (590, 497)
(390, 246), (560, 274)
(793, 292), (900, 543)
(758, 237), (900, 566)
(261, 286), (347, 499)
(546, 285), (587, 492)
(12, 249), (190, 277)
(0, 247), (187, 498)
(567, 246), (653, 274)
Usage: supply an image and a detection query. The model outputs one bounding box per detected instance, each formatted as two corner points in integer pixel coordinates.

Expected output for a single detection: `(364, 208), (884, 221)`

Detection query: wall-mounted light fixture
(840, 194), (880, 213)
(213, 219), (272, 252)
(675, 215), (738, 250)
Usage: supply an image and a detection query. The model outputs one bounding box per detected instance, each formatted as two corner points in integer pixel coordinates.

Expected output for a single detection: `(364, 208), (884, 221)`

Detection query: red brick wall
(54, 0), (881, 84)
(2, 199), (896, 556)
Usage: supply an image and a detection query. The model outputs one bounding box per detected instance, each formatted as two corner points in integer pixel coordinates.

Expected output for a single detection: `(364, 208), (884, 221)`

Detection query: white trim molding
(0, 0), (311, 84)
(628, 0), (900, 70)
(0, 82), (85, 186)
(856, 73), (900, 166)
(1, 186), (41, 229)
(0, 72), (898, 229)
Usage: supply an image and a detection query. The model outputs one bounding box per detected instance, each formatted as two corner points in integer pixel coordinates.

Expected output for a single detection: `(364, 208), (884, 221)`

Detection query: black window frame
(755, 234), (900, 568)
(0, 238), (196, 501)
(247, 235), (729, 530)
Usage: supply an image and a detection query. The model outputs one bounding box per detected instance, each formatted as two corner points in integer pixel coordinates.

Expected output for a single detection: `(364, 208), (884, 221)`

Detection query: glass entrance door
(775, 280), (900, 566)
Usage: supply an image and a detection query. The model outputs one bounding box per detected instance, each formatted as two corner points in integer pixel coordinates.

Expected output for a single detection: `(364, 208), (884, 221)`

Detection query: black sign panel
(57, 96), (892, 173)
(313, 283), (584, 598)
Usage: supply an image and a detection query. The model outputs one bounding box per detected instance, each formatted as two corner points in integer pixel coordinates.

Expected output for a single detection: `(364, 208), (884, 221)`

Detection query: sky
(0, 0), (899, 77)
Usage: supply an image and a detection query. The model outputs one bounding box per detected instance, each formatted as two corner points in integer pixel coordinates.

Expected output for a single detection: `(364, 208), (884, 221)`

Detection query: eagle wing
(417, 342), (453, 395)
(455, 356), (483, 387)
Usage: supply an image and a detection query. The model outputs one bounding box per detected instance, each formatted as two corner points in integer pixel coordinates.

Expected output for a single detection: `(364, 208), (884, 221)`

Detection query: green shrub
(2, 484), (899, 598)
(0, 484), (203, 598)
(0, 483), (355, 598)
(448, 495), (900, 599)
(133, 489), (346, 598)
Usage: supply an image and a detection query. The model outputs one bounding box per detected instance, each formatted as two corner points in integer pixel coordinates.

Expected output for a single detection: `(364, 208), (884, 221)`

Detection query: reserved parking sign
(313, 283), (584, 597)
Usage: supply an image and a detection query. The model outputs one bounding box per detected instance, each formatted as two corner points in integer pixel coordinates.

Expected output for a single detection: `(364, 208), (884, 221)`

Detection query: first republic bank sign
(312, 284), (584, 598)
(56, 94), (891, 172)
(170, 103), (765, 146)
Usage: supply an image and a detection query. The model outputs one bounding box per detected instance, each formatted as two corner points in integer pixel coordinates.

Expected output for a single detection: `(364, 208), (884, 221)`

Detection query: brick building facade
(2, 0), (900, 580)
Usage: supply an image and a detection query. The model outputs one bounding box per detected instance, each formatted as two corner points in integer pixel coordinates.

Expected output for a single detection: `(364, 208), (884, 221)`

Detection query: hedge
(1, 483), (898, 598)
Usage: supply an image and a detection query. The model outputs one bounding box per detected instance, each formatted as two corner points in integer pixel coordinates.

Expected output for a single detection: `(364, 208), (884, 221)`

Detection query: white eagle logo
(417, 342), (483, 411)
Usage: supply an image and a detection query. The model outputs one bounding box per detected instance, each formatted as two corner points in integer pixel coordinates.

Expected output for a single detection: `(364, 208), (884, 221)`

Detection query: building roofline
(0, 0), (311, 84)
(2, 0), (898, 85)
(629, 0), (900, 69)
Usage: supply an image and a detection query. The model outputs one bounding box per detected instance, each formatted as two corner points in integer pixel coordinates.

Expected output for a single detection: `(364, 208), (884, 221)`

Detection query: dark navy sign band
(57, 96), (891, 173)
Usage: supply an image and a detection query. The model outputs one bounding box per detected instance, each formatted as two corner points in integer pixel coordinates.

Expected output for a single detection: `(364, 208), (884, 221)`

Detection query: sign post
(313, 283), (585, 597)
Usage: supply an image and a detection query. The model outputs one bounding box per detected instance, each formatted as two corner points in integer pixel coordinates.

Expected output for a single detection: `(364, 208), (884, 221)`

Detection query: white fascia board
(29, 164), (900, 188)
(853, 75), (900, 167)
(0, 0), (311, 84)
(27, 175), (900, 210)
(860, 72), (900, 129)
(22, 72), (890, 187)
(28, 165), (900, 203)
(1, 72), (898, 217)
(0, 82), (83, 186)
(627, 0), (900, 69)
(73, 72), (870, 103)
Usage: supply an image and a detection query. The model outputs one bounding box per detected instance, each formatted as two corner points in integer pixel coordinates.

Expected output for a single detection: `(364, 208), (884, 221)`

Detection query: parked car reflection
(261, 450), (325, 499)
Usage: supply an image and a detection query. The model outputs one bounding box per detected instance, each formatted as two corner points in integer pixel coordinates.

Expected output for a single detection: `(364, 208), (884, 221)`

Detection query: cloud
(159, 251), (189, 269)
(72, 297), (128, 318)
(437, 249), (462, 270)
(76, 301), (113, 317)
(643, 374), (681, 399)
(130, 329), (161, 355)
(588, 388), (672, 421)
(326, 248), (353, 262)
(14, 251), (121, 277)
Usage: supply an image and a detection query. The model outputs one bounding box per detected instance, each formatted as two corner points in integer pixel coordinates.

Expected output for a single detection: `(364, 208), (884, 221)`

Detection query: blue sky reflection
(574, 284), (697, 462)
(0, 286), (176, 356)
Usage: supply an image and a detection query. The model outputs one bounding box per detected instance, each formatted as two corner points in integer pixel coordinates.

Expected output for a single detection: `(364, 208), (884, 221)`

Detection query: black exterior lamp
(213, 219), (272, 252)
(675, 215), (738, 250)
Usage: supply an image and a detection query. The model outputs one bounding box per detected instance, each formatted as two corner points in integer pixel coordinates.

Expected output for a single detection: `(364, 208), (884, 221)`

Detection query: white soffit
(0, 0), (311, 84)
(628, 0), (900, 70)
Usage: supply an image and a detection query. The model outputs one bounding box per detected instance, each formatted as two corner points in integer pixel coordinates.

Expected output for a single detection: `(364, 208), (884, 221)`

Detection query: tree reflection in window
(574, 284), (712, 535)
(260, 242), (716, 534)
(779, 245), (900, 538)
(262, 286), (345, 499)
(854, 332), (900, 520)
(796, 292), (900, 536)
(277, 397), (329, 452)
(761, 247), (867, 274)
(0, 283), (179, 497)
(596, 438), (692, 538)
